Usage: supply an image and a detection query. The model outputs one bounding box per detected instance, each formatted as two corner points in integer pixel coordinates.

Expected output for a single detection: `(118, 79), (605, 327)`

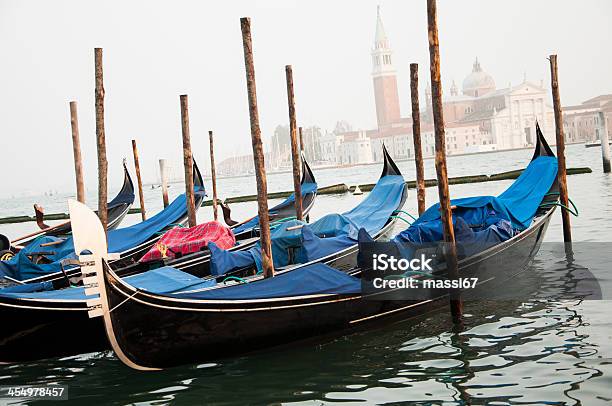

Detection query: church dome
(462, 58), (495, 97)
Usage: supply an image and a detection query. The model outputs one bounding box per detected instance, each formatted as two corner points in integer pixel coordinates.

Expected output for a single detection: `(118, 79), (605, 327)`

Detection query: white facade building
(319, 131), (339, 164)
(337, 131), (373, 165)
(458, 81), (555, 150)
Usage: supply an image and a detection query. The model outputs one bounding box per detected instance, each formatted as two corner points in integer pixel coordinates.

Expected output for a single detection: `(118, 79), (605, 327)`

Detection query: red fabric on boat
(139, 221), (236, 262)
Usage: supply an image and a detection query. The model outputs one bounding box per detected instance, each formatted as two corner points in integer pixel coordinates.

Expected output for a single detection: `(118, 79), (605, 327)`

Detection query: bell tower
(371, 6), (400, 129)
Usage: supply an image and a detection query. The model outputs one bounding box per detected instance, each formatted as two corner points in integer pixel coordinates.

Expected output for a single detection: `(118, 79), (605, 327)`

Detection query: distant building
(337, 131), (373, 164)
(217, 152), (273, 177)
(562, 94), (612, 143)
(446, 71), (555, 150)
(319, 131), (339, 164)
(214, 8), (607, 176)
(333, 6), (556, 166)
(371, 5), (401, 129)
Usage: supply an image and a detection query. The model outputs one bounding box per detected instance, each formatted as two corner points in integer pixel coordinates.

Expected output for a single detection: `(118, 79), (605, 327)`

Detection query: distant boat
(585, 140), (612, 148)
(353, 185), (363, 195)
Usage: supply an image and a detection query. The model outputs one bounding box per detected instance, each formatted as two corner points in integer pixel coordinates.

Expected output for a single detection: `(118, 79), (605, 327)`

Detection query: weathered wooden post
(285, 65), (303, 221)
(241, 17), (274, 278)
(598, 112), (611, 173)
(69, 101), (85, 203)
(159, 159), (170, 208)
(299, 126), (305, 153)
(410, 63), (426, 216)
(94, 48), (108, 234)
(131, 140), (146, 220)
(180, 95), (197, 228)
(549, 55), (572, 242)
(427, 0), (462, 325)
(208, 130), (219, 221)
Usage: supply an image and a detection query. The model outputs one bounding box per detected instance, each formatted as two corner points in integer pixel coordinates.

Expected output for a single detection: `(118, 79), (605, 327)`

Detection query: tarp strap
(393, 210), (418, 222)
(539, 202), (579, 217)
(389, 215), (412, 225)
(540, 192), (579, 216)
(222, 275), (248, 284)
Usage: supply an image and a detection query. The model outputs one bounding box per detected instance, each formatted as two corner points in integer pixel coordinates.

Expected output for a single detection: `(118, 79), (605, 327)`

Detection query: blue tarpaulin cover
(0, 262), (361, 301)
(0, 266), (215, 300)
(179, 263), (361, 300)
(210, 175), (405, 276)
(232, 182), (318, 235)
(209, 242), (262, 277)
(0, 186), (205, 281)
(393, 156), (557, 251)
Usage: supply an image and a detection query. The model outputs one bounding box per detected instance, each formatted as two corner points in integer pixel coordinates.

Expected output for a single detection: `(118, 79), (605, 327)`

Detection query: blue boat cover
(0, 262), (360, 301)
(210, 175), (406, 276)
(208, 242), (263, 277)
(393, 156), (557, 249)
(0, 266), (215, 300)
(342, 175), (406, 234)
(0, 186), (205, 281)
(231, 182), (318, 235)
(178, 263), (361, 300)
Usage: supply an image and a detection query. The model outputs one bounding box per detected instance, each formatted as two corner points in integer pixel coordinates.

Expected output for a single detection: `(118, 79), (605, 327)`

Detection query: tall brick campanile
(372, 6), (400, 129)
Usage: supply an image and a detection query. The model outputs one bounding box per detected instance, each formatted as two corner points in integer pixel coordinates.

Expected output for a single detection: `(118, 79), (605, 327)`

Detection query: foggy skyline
(1, 0), (611, 194)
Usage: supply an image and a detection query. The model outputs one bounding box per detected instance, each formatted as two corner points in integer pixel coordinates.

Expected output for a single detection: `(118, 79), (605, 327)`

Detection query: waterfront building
(562, 94), (612, 143)
(333, 6), (556, 166)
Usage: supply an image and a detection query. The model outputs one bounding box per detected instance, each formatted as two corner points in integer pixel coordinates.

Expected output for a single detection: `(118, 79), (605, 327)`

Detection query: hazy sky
(1, 0), (611, 194)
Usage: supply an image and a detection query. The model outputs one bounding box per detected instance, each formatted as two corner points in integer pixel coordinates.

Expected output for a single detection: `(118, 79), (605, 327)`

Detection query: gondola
(0, 161), (135, 258)
(0, 160), (205, 284)
(113, 157), (319, 278)
(3, 157), (317, 286)
(83, 128), (559, 370)
(107, 146), (403, 282)
(222, 154), (318, 240)
(0, 148), (399, 363)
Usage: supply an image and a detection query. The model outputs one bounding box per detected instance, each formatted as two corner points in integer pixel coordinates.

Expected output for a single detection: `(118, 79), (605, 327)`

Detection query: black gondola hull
(101, 207), (553, 369)
(0, 151), (403, 363)
(0, 301), (104, 363)
(8, 162), (135, 249)
(0, 212), (399, 363)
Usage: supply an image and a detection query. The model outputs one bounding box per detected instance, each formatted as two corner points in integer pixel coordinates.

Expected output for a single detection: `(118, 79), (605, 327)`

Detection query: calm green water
(1, 145), (611, 405)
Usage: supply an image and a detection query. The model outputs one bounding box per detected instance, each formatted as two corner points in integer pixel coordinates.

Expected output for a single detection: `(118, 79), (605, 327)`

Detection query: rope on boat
(270, 216), (296, 226)
(253, 216), (297, 232)
(393, 210), (418, 222)
(540, 192), (579, 217)
(222, 275), (248, 284)
(109, 289), (140, 314)
(389, 215), (412, 225)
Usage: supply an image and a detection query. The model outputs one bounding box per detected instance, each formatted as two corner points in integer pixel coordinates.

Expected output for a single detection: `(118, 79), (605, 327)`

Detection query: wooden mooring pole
(180, 95), (197, 228)
(410, 63), (426, 216)
(241, 17), (274, 278)
(598, 112), (611, 173)
(94, 48), (108, 234)
(131, 140), (146, 220)
(159, 159), (170, 208)
(69, 101), (85, 203)
(549, 55), (572, 242)
(427, 0), (462, 325)
(285, 65), (303, 221)
(208, 130), (219, 221)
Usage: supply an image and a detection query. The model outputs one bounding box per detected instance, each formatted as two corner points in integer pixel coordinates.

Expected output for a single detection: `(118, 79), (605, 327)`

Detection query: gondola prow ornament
(68, 200), (155, 371)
